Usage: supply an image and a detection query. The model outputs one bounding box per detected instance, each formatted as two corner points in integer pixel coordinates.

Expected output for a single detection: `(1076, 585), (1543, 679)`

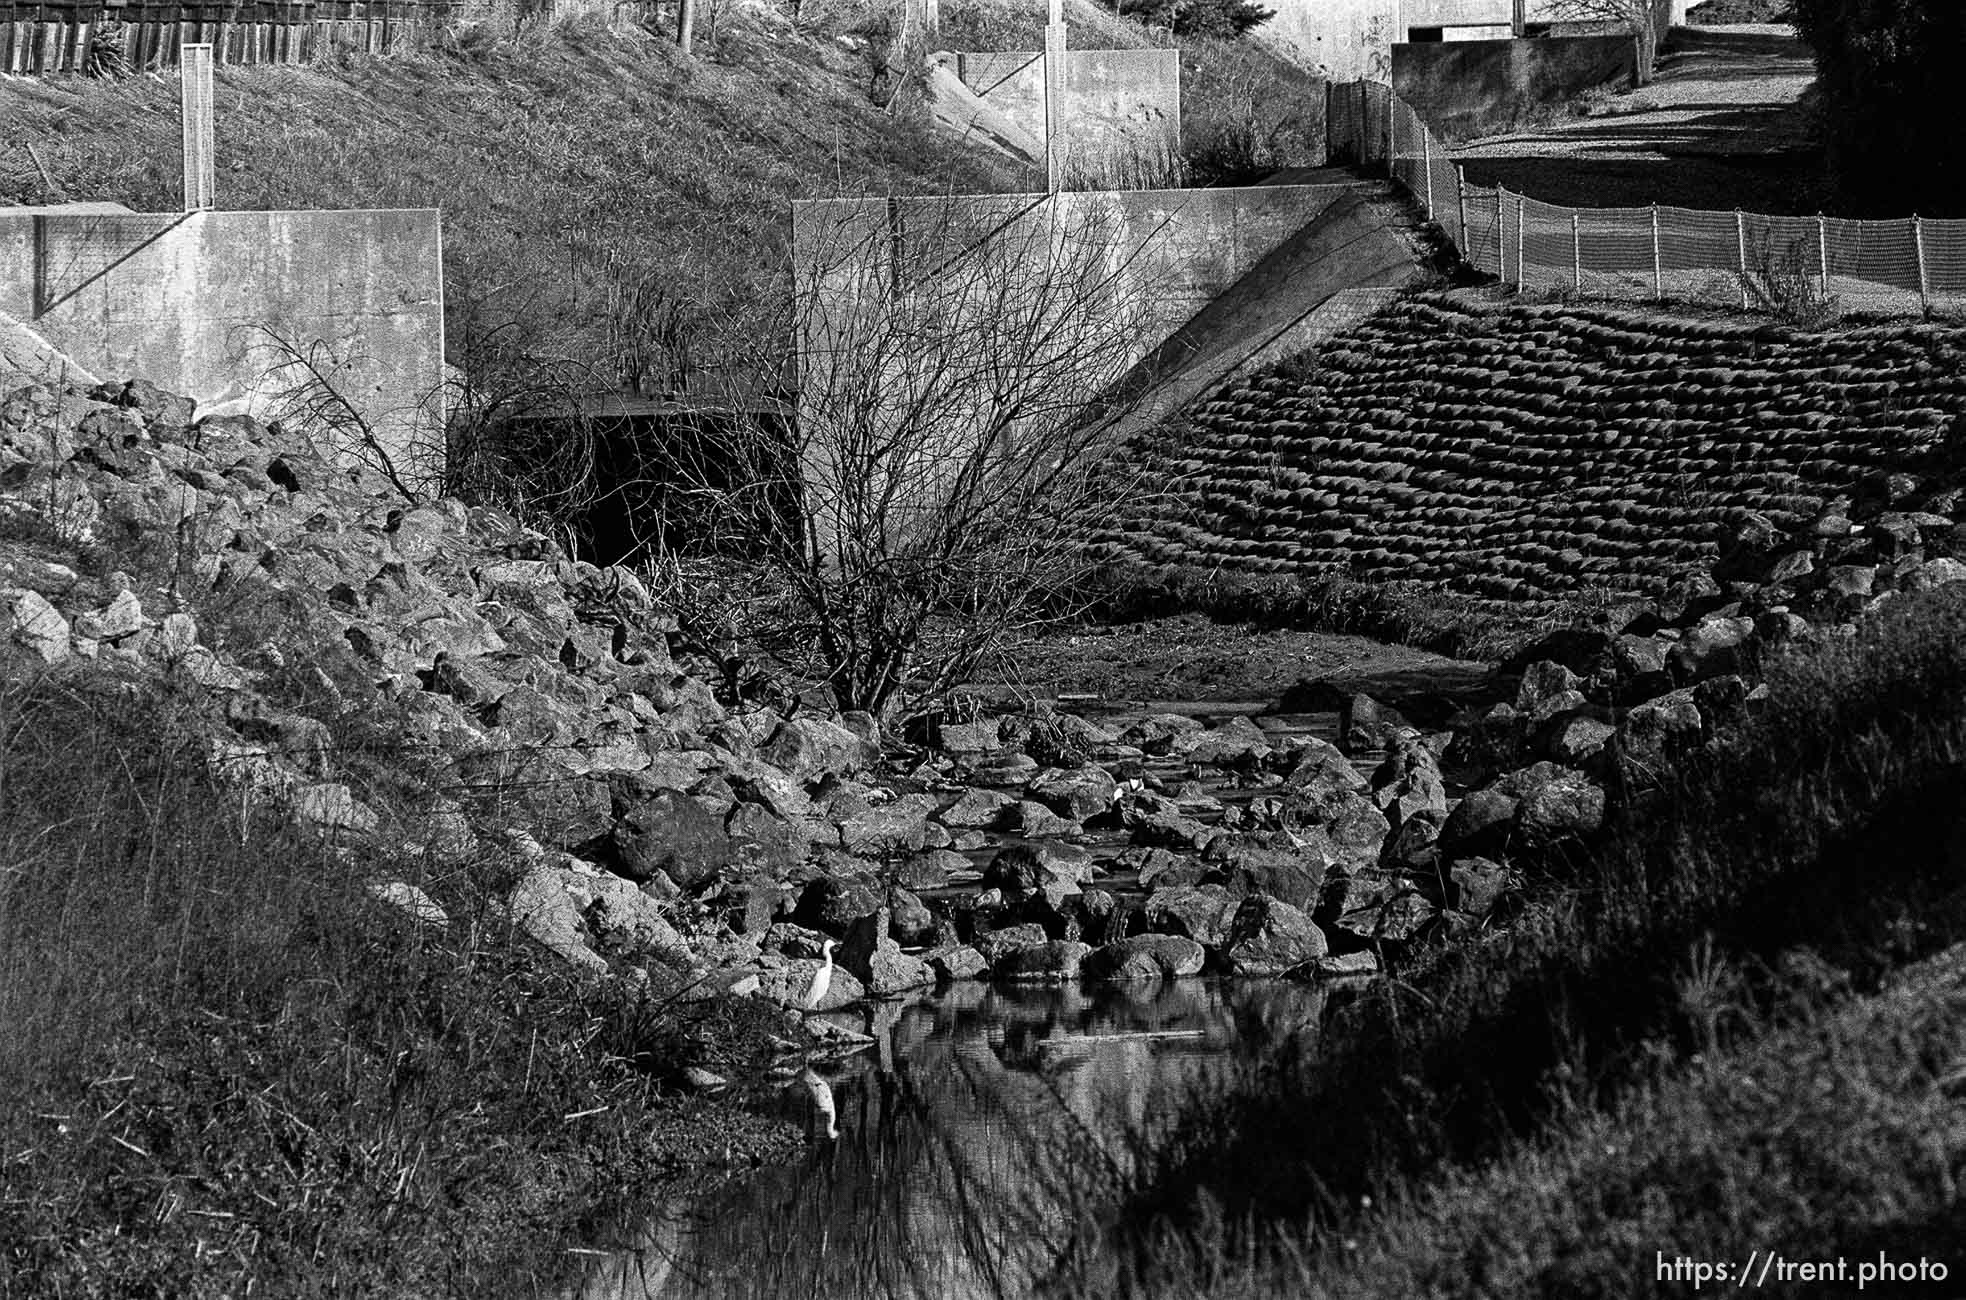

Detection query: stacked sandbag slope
(1097, 291), (1966, 603)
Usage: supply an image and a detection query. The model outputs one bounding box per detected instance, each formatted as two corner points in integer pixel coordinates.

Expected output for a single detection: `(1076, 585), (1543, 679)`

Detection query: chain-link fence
(1327, 79), (1966, 318)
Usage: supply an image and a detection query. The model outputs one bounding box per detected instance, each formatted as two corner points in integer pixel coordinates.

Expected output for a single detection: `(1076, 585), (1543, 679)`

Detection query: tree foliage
(1792, 0), (1966, 215)
(1116, 0), (1275, 40)
(1541, 0), (1669, 85)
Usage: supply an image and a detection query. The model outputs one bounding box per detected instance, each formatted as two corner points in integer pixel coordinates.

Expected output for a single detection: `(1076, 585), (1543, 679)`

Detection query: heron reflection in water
(800, 1067), (839, 1141)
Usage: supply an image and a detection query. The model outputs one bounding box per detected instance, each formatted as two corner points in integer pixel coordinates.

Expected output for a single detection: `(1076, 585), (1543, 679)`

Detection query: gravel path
(1453, 25), (1824, 212)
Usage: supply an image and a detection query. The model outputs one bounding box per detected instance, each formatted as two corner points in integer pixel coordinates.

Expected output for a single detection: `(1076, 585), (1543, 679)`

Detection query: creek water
(562, 701), (1377, 1299)
(564, 976), (1337, 1300)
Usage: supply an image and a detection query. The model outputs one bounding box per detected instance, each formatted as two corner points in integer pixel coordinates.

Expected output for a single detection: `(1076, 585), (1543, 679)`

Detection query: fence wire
(1327, 79), (1966, 319)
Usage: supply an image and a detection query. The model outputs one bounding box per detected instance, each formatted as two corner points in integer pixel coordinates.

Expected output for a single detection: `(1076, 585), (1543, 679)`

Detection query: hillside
(1098, 290), (1966, 607)
(0, 1), (1326, 404)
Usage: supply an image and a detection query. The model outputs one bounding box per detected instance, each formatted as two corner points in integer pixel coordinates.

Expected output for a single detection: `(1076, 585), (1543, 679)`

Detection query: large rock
(1439, 786), (1518, 857)
(896, 848), (969, 890)
(1501, 764), (1607, 843)
(2, 588), (71, 663)
(1371, 733), (1448, 835)
(729, 794), (813, 861)
(838, 794), (934, 855)
(1006, 799), (1083, 839)
(1324, 872), (1436, 944)
(1221, 895), (1327, 975)
(1449, 857), (1509, 917)
(507, 860), (606, 974)
(971, 923), (1051, 965)
(838, 907), (934, 995)
(1029, 764), (1119, 822)
(1515, 660), (1583, 717)
(1120, 793), (1215, 851)
(1444, 702), (1524, 780)
(1338, 693), (1410, 756)
(1119, 713), (1205, 755)
(1084, 934), (1206, 981)
(1187, 716), (1273, 768)
(1670, 614), (1756, 686)
(927, 944), (989, 980)
(792, 875), (884, 932)
(612, 789), (735, 889)
(1543, 713), (1616, 768)
(937, 718), (1003, 755)
(1620, 689), (1704, 771)
(1141, 884), (1239, 946)
(983, 841), (1094, 909)
(994, 939), (1093, 982)
(762, 715), (874, 785)
(940, 786), (1014, 829)
(577, 872), (695, 970)
(1204, 839), (1332, 910)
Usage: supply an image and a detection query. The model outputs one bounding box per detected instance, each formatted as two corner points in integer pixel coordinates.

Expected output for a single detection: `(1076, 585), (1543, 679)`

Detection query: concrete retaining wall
(1393, 34), (1636, 140)
(789, 185), (1357, 557)
(0, 207), (444, 482)
(953, 49), (1181, 186)
(795, 185), (1354, 377)
(1264, 0), (1655, 79)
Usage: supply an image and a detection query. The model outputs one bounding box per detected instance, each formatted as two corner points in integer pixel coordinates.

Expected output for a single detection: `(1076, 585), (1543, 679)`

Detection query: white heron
(801, 938), (837, 1011)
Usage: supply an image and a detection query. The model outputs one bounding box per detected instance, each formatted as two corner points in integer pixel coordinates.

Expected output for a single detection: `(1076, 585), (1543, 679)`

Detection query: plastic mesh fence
(1330, 78), (1966, 320)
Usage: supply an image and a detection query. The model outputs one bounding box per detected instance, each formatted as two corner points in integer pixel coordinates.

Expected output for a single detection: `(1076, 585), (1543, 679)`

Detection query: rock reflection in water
(570, 978), (1329, 1300)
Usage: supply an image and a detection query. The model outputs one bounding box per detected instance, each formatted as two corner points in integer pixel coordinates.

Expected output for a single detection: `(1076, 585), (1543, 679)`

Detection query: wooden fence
(0, 0), (457, 72)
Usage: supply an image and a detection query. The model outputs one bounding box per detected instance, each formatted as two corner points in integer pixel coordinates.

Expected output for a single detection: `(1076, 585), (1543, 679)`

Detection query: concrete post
(678, 0), (694, 56)
(1915, 215), (1929, 309)
(1652, 204), (1663, 300)
(180, 43), (214, 212)
(1736, 209), (1748, 310)
(1043, 0), (1065, 192)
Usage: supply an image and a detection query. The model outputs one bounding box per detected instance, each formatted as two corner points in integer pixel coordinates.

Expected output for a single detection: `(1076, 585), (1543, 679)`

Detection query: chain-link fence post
(1816, 213), (1829, 299)
(1516, 192), (1526, 292)
(1457, 166), (1469, 264)
(1736, 209), (1749, 310)
(1423, 126), (1434, 218)
(1572, 210), (1582, 294)
(1651, 204), (1663, 301)
(1496, 185), (1506, 283)
(1387, 90), (1397, 180)
(1915, 215), (1929, 310)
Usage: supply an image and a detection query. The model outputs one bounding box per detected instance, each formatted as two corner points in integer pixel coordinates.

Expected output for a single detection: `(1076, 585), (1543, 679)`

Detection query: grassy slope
(0, 6), (1021, 395)
(1082, 584), (1966, 1296)
(0, 0), (1325, 397)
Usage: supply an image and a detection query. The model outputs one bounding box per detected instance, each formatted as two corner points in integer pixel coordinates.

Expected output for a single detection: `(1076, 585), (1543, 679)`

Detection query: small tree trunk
(678, 0), (695, 56)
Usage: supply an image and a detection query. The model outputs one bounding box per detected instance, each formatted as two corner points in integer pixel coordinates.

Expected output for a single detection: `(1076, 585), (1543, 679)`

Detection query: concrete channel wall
(789, 185), (1359, 558)
(0, 207), (445, 481)
(1262, 0), (1680, 80)
(953, 49), (1181, 186)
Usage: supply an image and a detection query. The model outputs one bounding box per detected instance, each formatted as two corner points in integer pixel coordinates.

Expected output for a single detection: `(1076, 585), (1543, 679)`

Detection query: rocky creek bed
(8, 375), (1966, 1288)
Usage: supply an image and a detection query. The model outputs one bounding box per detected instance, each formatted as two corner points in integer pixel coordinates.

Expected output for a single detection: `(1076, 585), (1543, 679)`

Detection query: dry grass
(1077, 583), (1966, 1295)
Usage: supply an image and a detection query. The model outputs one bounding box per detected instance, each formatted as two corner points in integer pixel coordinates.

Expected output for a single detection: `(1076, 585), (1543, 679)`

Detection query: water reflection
(569, 978), (1331, 1300)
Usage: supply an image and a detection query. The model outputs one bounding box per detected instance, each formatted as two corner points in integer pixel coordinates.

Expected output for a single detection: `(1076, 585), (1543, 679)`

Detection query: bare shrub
(1741, 230), (1840, 329)
(668, 195), (1168, 716)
